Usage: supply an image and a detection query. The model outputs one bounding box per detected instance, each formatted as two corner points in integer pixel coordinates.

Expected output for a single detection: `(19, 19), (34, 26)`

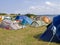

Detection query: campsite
(0, 0), (60, 45)
(0, 14), (59, 45)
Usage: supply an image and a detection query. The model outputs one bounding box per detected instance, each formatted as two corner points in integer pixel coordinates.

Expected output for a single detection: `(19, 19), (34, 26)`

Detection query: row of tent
(31, 16), (51, 27)
(15, 15), (51, 27)
(0, 15), (33, 30)
(0, 15), (51, 30)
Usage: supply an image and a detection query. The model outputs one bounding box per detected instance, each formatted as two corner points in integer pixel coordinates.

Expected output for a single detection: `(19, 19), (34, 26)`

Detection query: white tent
(1, 19), (21, 30)
(31, 20), (48, 27)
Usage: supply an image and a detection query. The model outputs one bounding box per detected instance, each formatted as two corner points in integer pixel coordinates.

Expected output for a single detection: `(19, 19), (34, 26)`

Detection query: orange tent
(41, 16), (51, 24)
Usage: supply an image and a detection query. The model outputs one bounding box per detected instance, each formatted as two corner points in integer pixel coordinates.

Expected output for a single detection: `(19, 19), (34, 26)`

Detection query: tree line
(0, 13), (36, 18)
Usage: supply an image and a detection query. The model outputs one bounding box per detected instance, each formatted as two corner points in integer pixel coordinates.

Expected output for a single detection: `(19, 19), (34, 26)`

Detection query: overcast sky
(0, 0), (60, 15)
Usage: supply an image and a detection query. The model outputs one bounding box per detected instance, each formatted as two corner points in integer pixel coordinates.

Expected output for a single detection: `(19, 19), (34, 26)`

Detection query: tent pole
(48, 34), (55, 45)
(48, 26), (56, 45)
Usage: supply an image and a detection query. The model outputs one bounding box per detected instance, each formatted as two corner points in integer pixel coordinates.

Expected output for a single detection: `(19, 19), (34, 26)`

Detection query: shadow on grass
(33, 33), (43, 41)
(33, 33), (60, 44)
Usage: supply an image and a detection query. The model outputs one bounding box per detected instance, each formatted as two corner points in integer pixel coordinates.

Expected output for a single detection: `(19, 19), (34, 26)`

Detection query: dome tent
(40, 15), (60, 43)
(15, 15), (33, 25)
(41, 16), (51, 24)
(31, 20), (48, 27)
(0, 19), (20, 30)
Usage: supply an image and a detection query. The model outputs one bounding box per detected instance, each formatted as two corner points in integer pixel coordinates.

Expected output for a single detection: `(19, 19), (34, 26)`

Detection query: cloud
(45, 1), (53, 6)
(15, 1), (60, 15)
(45, 1), (56, 6)
(45, 1), (60, 7)
(29, 6), (41, 10)
(28, 3), (60, 14)
(29, 5), (52, 11)
(29, 6), (36, 10)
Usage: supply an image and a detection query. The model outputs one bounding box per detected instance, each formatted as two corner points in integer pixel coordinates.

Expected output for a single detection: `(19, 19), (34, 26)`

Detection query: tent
(41, 16), (51, 24)
(0, 16), (4, 22)
(31, 20), (48, 27)
(0, 19), (21, 30)
(15, 15), (33, 25)
(40, 15), (60, 43)
(4, 16), (11, 20)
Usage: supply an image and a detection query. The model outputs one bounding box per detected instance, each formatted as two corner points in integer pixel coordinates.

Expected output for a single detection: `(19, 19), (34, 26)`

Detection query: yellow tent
(0, 16), (4, 22)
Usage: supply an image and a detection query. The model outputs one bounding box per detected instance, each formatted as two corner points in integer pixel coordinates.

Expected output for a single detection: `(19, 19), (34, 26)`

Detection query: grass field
(0, 26), (60, 45)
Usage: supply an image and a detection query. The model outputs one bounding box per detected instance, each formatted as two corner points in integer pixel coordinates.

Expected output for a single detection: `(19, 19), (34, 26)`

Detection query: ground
(0, 26), (60, 45)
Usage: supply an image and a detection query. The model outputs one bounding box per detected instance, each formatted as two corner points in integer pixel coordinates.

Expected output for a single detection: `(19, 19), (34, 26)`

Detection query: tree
(10, 13), (17, 15)
(0, 13), (7, 15)
(25, 13), (36, 17)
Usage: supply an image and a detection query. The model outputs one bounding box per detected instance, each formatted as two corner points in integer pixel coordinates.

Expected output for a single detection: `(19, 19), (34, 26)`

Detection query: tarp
(15, 15), (33, 25)
(40, 15), (60, 42)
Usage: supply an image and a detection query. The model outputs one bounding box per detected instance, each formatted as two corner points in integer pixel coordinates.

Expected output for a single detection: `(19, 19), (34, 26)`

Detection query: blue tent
(15, 15), (33, 25)
(40, 15), (60, 42)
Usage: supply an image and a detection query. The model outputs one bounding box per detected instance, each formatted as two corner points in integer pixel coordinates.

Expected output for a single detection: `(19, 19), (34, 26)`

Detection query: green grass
(0, 26), (59, 45)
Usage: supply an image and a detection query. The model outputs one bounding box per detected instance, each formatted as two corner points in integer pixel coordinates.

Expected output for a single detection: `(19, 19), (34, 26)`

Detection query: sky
(0, 0), (60, 15)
